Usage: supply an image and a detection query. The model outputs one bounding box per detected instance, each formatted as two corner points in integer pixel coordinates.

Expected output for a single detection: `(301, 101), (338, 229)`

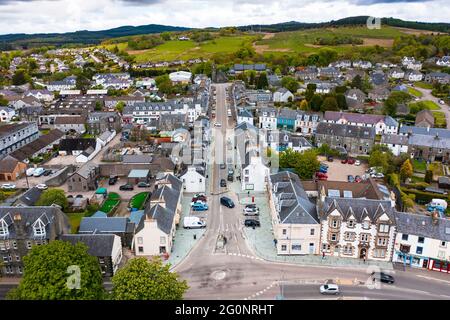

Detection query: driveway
(411, 86), (450, 129)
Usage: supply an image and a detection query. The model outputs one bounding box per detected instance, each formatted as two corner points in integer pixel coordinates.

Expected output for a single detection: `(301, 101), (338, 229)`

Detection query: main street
(173, 82), (450, 300)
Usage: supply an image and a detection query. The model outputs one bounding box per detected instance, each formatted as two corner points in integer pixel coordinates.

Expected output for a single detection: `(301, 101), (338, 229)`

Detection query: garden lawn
(415, 82), (433, 90)
(130, 192), (149, 209)
(422, 100), (440, 110)
(99, 192), (121, 214)
(433, 111), (447, 128)
(413, 159), (427, 173)
(68, 212), (85, 233)
(407, 87), (423, 98)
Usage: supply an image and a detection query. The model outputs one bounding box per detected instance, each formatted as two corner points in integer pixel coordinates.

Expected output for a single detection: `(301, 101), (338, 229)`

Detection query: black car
(327, 155), (334, 162)
(119, 184), (134, 191)
(137, 182), (150, 188)
(244, 219), (260, 227)
(220, 197), (235, 208)
(227, 174), (234, 182)
(220, 164), (226, 170)
(371, 272), (395, 284)
(43, 169), (52, 176)
(220, 179), (227, 187)
(109, 176), (118, 185)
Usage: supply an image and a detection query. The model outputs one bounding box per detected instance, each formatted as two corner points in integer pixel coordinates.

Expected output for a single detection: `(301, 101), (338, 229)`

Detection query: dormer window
(0, 219), (9, 237)
(362, 221), (370, 230)
(347, 220), (355, 228)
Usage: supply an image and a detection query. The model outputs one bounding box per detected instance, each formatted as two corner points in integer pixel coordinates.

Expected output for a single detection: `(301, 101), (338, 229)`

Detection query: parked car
(33, 168), (45, 177)
(319, 166), (328, 173)
(320, 163), (329, 169)
(1, 184), (16, 190)
(315, 172), (328, 179)
(320, 284), (340, 295)
(214, 122), (222, 127)
(220, 197), (235, 208)
(108, 176), (118, 185)
(372, 173), (384, 179)
(119, 184), (134, 191)
(243, 206), (259, 214)
(36, 184), (48, 190)
(244, 219), (260, 228)
(220, 163), (226, 169)
(355, 160), (361, 166)
(192, 202), (209, 211)
(341, 158), (348, 164)
(220, 179), (227, 187)
(347, 175), (355, 183)
(227, 174), (234, 182)
(371, 272), (395, 284)
(192, 195), (207, 203)
(137, 182), (150, 188)
(183, 217), (206, 229)
(355, 175), (362, 183)
(347, 158), (356, 165)
(327, 155), (334, 162)
(26, 168), (35, 177)
(43, 169), (53, 176)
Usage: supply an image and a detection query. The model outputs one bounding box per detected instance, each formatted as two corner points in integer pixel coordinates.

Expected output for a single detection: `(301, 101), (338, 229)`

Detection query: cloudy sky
(0, 0), (448, 35)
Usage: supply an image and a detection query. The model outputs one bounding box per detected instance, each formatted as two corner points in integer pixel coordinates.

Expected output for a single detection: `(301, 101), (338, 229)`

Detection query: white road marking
(416, 275), (450, 285)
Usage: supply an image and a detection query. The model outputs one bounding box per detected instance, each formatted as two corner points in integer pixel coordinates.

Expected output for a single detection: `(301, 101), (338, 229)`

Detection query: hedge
(401, 187), (448, 204)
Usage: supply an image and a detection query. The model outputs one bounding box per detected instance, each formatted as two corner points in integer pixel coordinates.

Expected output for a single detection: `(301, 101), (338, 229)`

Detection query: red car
(315, 172), (328, 180)
(341, 158), (348, 164)
(192, 195), (207, 202)
(347, 158), (356, 165)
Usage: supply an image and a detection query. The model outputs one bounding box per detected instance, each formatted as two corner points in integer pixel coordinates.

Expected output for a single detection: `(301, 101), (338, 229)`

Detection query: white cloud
(0, 0), (448, 34)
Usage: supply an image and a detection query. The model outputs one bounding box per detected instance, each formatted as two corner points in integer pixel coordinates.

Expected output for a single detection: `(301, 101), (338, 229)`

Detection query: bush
(424, 170), (433, 183)
(388, 173), (400, 188)
(401, 188), (448, 204)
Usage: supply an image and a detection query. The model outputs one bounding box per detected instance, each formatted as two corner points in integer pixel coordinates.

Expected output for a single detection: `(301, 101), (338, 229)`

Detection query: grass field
(415, 82), (434, 90)
(413, 159), (427, 173)
(130, 192), (149, 209)
(408, 87), (423, 98)
(422, 100), (441, 110)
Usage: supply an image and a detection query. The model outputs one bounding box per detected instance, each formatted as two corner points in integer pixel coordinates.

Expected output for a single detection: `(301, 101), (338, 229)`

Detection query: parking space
(318, 156), (368, 182)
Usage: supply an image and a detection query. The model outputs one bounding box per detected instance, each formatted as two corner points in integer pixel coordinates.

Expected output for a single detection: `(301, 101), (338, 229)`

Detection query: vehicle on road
(214, 122), (222, 127)
(347, 175), (355, 183)
(192, 202), (208, 211)
(373, 173), (384, 179)
(244, 219), (260, 227)
(36, 184), (48, 190)
(371, 272), (395, 284)
(33, 168), (45, 177)
(220, 163), (226, 169)
(26, 168), (35, 177)
(220, 197), (235, 208)
(119, 184), (134, 191)
(137, 182), (151, 188)
(183, 217), (206, 229)
(439, 100), (445, 105)
(355, 160), (361, 166)
(1, 183), (16, 190)
(108, 176), (118, 185)
(320, 284), (340, 295)
(220, 179), (227, 187)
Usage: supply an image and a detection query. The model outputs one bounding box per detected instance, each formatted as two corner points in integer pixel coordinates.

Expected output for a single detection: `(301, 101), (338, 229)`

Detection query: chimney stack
(431, 210), (439, 225)
(13, 213), (26, 237)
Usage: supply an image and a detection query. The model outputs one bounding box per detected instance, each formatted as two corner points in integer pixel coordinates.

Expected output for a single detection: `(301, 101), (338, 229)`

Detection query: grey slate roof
(144, 204), (175, 235)
(17, 187), (43, 206)
(321, 198), (395, 223)
(270, 171), (319, 224)
(123, 154), (153, 164)
(408, 134), (450, 149)
(399, 126), (450, 139)
(395, 211), (450, 241)
(316, 122), (375, 140)
(61, 234), (116, 257)
(381, 134), (409, 145)
(79, 217), (129, 234)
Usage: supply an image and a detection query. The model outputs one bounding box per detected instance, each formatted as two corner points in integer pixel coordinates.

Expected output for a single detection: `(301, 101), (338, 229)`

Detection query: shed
(127, 169), (150, 185)
(438, 176), (450, 189)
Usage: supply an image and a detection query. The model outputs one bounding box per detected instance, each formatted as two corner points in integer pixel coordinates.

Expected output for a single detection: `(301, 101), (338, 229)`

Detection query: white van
(429, 199), (448, 210)
(183, 217), (206, 229)
(33, 168), (45, 177)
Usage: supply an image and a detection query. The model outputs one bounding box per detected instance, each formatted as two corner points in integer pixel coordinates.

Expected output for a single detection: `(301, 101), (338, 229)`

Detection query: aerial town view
(0, 0), (449, 312)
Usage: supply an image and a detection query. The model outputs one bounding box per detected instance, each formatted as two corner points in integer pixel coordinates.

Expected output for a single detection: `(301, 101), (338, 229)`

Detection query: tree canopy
(36, 189), (69, 210)
(7, 241), (105, 300)
(279, 148), (320, 180)
(111, 257), (188, 300)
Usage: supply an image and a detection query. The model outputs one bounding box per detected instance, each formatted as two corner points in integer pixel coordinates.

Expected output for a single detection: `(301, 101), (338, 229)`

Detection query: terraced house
(0, 122), (39, 157)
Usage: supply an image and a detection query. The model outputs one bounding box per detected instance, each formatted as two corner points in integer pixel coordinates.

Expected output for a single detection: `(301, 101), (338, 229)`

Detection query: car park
(192, 202), (208, 211)
(220, 197), (235, 208)
(244, 219), (260, 227)
(371, 272), (395, 284)
(36, 184), (48, 190)
(119, 184), (134, 191)
(319, 284), (340, 295)
(1, 184), (16, 190)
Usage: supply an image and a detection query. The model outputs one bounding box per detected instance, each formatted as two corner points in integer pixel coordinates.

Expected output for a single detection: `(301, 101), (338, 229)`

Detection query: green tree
(76, 75), (90, 91)
(279, 148), (320, 180)
(7, 241), (105, 300)
(424, 169), (433, 183)
(12, 69), (30, 85)
(0, 95), (8, 106)
(256, 72), (268, 89)
(299, 99), (309, 111)
(111, 257), (188, 300)
(400, 159), (413, 182)
(351, 75), (363, 90)
(383, 96), (398, 116)
(36, 189), (69, 210)
(115, 101), (125, 113)
(320, 96), (339, 112)
(336, 93), (348, 110)
(281, 76), (299, 93)
(161, 32), (171, 41)
(94, 101), (103, 111)
(310, 94), (323, 112)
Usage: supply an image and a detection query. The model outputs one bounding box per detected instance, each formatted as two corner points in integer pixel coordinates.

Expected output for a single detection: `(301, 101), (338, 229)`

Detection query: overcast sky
(0, 0), (448, 35)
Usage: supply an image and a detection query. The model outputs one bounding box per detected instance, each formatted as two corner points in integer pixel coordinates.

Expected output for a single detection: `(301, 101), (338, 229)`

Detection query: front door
(422, 259), (429, 268)
(309, 243), (315, 254)
(359, 248), (367, 259)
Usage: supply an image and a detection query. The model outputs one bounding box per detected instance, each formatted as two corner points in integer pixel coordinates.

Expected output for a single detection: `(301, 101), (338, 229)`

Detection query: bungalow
(353, 60), (372, 69)
(273, 88), (294, 103)
(318, 67), (341, 78)
(370, 70), (388, 87)
(0, 155), (27, 181)
(47, 76), (77, 92)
